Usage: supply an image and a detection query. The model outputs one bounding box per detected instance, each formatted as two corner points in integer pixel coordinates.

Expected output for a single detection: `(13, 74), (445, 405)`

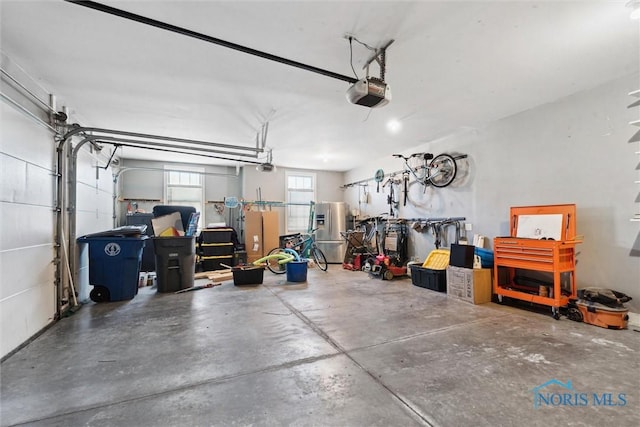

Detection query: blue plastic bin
(474, 247), (494, 268)
(77, 233), (147, 302)
(286, 261), (308, 282)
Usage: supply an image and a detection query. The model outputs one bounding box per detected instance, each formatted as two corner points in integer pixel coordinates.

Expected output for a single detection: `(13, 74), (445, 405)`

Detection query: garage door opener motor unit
(345, 38), (394, 108)
(346, 78), (391, 108)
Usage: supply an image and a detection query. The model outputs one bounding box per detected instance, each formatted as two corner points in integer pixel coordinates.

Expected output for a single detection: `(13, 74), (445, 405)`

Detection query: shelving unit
(629, 90), (640, 222)
(493, 204), (581, 319)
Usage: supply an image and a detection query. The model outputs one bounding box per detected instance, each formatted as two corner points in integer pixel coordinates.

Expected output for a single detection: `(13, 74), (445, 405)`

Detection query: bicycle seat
(423, 153), (434, 160)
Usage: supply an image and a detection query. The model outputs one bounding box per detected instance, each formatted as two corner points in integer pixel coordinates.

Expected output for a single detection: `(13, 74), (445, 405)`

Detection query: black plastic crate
(409, 264), (447, 292)
(200, 228), (234, 244)
(232, 266), (264, 286)
(200, 243), (234, 257)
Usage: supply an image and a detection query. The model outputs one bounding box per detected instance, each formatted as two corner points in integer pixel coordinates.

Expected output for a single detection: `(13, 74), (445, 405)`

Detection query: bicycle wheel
(265, 247), (287, 274)
(311, 246), (328, 271)
(428, 154), (457, 187)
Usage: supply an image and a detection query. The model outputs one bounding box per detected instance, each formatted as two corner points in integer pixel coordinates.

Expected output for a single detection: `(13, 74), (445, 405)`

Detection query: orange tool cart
(493, 204), (581, 319)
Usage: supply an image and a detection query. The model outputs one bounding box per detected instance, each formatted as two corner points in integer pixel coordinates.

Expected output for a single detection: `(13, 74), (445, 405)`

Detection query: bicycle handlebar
(283, 229), (318, 244)
(393, 153), (431, 161)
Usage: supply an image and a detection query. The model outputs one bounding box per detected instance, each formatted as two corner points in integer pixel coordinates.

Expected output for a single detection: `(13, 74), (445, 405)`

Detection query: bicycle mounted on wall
(392, 152), (468, 206)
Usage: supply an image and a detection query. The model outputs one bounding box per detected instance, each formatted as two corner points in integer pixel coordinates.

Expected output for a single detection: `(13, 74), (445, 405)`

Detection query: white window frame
(285, 171), (316, 234)
(163, 165), (205, 230)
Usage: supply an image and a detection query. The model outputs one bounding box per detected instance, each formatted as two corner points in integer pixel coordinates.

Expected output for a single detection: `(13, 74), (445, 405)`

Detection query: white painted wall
(344, 74), (640, 313)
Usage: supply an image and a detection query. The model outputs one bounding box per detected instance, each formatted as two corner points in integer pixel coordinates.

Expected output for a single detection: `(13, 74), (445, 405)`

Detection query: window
(164, 166), (204, 230)
(285, 172), (316, 233)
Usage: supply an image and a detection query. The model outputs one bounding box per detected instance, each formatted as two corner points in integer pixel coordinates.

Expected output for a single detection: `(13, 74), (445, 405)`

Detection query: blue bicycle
(265, 230), (328, 274)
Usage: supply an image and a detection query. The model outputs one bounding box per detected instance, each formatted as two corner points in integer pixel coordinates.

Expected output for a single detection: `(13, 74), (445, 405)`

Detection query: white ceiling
(1, 1), (638, 171)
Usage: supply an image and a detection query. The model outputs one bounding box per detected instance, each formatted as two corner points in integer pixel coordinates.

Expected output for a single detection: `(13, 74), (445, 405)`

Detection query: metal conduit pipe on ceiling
(88, 135), (262, 160)
(0, 89), (57, 133)
(62, 126), (265, 155)
(0, 66), (57, 115)
(107, 142), (264, 163)
(114, 166), (242, 179)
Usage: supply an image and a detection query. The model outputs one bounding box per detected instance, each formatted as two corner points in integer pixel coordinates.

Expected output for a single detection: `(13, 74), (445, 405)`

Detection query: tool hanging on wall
(359, 184), (370, 204)
(374, 169), (385, 192)
(383, 175), (399, 217)
(402, 171), (409, 206)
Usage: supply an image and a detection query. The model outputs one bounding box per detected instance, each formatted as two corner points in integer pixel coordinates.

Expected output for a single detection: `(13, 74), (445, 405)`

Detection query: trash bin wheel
(90, 286), (110, 303)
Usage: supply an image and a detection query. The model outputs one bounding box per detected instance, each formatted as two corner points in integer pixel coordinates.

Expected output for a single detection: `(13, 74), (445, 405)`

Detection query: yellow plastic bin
(422, 249), (450, 269)
(410, 249), (451, 292)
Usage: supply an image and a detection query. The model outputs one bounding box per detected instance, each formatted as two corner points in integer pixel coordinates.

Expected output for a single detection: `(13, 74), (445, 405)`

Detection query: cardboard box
(446, 266), (493, 304)
(151, 212), (184, 236)
(245, 211), (279, 263)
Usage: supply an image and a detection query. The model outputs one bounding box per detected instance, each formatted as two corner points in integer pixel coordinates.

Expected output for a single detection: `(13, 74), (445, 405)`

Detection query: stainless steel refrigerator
(314, 202), (349, 263)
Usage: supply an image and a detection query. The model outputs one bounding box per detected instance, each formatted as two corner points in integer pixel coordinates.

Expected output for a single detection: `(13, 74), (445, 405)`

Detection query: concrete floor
(1, 266), (639, 427)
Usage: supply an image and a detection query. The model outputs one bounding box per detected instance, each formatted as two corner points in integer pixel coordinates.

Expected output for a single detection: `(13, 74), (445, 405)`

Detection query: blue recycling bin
(77, 227), (147, 302)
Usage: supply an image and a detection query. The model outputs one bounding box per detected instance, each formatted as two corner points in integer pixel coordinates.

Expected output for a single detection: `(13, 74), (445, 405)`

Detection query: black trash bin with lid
(153, 236), (196, 293)
(76, 226), (148, 303)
